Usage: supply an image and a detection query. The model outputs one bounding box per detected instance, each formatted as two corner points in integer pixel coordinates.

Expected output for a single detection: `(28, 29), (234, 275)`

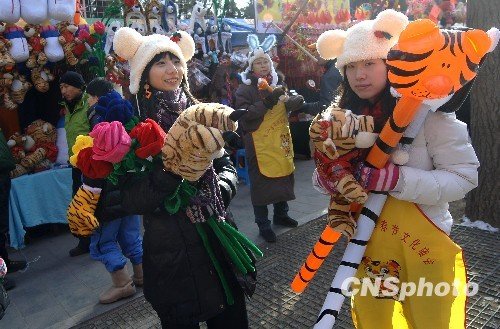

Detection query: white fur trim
(316, 9), (409, 75)
(486, 27), (500, 53)
(355, 132), (379, 148)
(113, 27), (195, 94)
(391, 149), (409, 165)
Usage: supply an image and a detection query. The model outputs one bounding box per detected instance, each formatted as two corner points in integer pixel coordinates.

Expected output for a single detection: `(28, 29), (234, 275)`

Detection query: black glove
(249, 75), (260, 88)
(262, 87), (285, 109)
(285, 95), (305, 113)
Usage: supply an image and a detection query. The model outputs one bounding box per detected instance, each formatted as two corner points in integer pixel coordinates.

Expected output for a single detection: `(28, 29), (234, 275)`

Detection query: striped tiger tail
(291, 226), (341, 293)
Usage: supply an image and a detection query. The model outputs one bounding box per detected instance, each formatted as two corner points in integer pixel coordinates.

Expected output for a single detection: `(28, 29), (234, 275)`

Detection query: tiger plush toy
(162, 103), (245, 182)
(309, 107), (378, 238)
(366, 20), (499, 167)
(66, 185), (101, 237)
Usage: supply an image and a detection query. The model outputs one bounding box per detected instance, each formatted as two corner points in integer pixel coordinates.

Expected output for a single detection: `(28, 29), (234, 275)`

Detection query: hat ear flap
(373, 9), (409, 41)
(316, 29), (347, 60)
(260, 34), (276, 52)
(247, 34), (260, 51)
(113, 27), (143, 61)
(173, 30), (195, 61)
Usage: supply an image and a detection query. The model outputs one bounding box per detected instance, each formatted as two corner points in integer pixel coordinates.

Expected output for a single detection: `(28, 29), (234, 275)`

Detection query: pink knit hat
(90, 121), (131, 163)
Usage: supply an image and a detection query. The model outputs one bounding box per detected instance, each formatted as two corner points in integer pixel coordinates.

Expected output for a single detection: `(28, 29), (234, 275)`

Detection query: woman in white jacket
(314, 9), (481, 328)
(314, 10), (478, 234)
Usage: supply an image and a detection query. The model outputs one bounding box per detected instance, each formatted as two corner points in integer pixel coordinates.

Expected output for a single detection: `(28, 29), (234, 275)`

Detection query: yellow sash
(252, 102), (294, 178)
(351, 197), (467, 329)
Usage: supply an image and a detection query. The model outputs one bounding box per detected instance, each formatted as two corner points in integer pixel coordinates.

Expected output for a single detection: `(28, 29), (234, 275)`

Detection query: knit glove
(356, 162), (400, 192)
(262, 87), (285, 109)
(66, 184), (101, 237)
(284, 94), (305, 113)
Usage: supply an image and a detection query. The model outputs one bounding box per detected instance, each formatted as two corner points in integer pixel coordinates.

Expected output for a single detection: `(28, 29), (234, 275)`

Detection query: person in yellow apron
(314, 9), (480, 328)
(235, 34), (304, 242)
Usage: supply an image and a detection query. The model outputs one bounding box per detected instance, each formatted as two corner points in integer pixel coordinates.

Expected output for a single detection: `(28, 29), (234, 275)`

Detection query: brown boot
(131, 263), (143, 287)
(99, 267), (136, 304)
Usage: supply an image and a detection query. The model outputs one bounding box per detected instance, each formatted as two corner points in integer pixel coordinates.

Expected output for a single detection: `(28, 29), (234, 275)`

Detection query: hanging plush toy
(145, 0), (165, 35)
(23, 24), (48, 68)
(192, 21), (206, 56)
(57, 21), (79, 66)
(219, 21), (232, 55)
(105, 55), (125, 92)
(188, 1), (208, 35)
(104, 20), (121, 55)
(4, 25), (29, 63)
(124, 0), (147, 36)
(20, 0), (48, 24)
(205, 18), (218, 56)
(162, 0), (179, 34)
(48, 0), (77, 23)
(40, 25), (65, 63)
(10, 72), (32, 104)
(31, 66), (54, 93)
(0, 0), (21, 24)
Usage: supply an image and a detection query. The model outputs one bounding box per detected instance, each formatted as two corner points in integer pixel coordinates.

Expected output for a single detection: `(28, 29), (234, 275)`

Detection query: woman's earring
(144, 83), (152, 99)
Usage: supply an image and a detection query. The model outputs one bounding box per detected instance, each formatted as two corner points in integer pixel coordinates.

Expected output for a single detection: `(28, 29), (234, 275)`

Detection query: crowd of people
(0, 5), (490, 328)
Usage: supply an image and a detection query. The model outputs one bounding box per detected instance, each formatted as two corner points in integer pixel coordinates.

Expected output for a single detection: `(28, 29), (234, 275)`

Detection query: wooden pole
(271, 22), (318, 62)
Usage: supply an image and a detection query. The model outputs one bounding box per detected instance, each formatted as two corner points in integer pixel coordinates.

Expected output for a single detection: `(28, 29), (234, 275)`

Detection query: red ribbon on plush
(129, 118), (167, 159)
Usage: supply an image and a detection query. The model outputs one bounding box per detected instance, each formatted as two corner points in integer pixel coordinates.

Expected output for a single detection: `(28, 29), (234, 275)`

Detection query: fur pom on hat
(113, 28), (195, 94)
(240, 34), (279, 87)
(316, 9), (409, 75)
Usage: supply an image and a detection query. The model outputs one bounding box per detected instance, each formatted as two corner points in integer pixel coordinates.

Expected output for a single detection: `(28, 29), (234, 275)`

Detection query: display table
(9, 167), (72, 249)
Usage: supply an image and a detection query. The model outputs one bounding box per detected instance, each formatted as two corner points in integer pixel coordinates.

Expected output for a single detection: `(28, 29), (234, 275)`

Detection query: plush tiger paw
(336, 175), (368, 204)
(66, 185), (101, 238)
(327, 210), (357, 239)
(162, 103), (240, 182)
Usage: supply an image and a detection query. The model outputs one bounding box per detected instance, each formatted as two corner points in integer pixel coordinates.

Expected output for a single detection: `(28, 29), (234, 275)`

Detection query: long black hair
(136, 52), (198, 120)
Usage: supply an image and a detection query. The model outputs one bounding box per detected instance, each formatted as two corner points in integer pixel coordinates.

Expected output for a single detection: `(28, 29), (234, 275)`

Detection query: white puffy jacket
(390, 111), (479, 235)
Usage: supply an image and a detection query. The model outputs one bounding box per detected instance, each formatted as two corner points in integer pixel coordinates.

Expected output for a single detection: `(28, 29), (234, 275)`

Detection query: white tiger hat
(113, 27), (195, 94)
(240, 34), (279, 87)
(316, 9), (409, 75)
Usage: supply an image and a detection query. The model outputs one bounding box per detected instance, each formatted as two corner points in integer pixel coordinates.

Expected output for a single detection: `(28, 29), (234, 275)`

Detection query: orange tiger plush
(366, 20), (499, 168)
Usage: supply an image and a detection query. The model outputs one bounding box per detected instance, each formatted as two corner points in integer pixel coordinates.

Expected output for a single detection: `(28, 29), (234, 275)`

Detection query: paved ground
(72, 216), (499, 329)
(3, 158), (499, 329)
(2, 159), (329, 329)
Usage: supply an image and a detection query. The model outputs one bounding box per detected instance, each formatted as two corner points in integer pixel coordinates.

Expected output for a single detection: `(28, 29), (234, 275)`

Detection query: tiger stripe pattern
(66, 186), (101, 237)
(366, 20), (493, 168)
(162, 103), (239, 182)
(309, 107), (374, 238)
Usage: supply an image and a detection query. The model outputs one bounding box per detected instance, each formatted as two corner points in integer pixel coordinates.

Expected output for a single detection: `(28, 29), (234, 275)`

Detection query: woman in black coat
(113, 28), (253, 328)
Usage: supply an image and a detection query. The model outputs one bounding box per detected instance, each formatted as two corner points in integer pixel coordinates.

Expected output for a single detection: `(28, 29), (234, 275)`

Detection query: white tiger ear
(260, 34), (276, 52)
(173, 30), (195, 61)
(247, 34), (260, 51)
(316, 30), (346, 60)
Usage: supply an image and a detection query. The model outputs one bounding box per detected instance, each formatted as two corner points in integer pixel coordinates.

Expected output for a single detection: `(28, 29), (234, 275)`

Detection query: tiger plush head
(309, 107), (376, 161)
(387, 19), (500, 99)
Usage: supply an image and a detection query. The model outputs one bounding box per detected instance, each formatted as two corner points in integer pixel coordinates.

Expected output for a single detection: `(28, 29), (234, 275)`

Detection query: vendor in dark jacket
(113, 28), (251, 328)
(297, 59), (342, 115)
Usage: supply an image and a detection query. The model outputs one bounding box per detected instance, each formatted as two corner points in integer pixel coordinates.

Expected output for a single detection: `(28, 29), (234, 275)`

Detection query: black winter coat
(119, 153), (241, 325)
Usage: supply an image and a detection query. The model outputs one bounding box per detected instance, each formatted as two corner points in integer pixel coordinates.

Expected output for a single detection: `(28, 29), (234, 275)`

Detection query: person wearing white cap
(235, 34), (305, 243)
(112, 28), (251, 328)
(313, 9), (486, 328)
